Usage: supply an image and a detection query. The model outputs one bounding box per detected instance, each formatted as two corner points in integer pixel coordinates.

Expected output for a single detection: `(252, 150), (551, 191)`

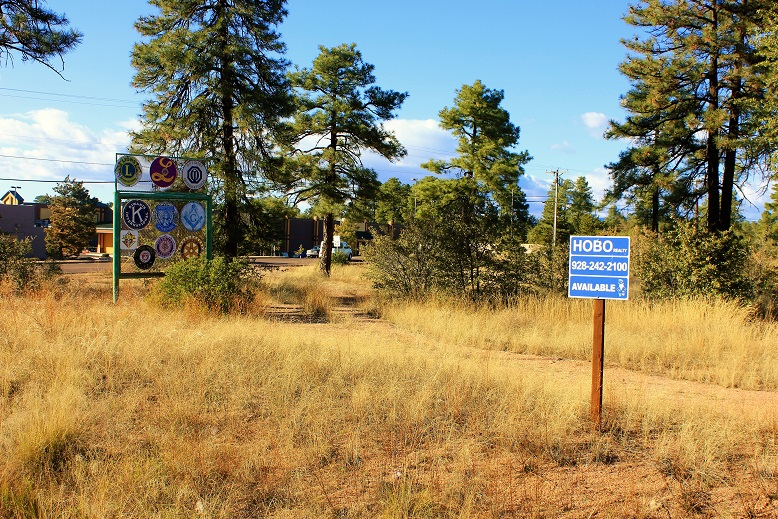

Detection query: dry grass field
(2, 264), (778, 517)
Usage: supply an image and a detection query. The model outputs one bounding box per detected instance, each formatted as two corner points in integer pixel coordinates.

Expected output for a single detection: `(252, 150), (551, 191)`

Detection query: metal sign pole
(591, 299), (606, 429)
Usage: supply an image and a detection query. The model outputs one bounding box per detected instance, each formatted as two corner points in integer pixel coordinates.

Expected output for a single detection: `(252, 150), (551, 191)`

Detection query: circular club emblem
(134, 245), (155, 270)
(180, 236), (204, 260)
(115, 155), (142, 187)
(150, 156), (177, 189)
(181, 201), (206, 231)
(154, 234), (177, 260)
(122, 200), (151, 230)
(153, 202), (178, 233)
(182, 161), (208, 191)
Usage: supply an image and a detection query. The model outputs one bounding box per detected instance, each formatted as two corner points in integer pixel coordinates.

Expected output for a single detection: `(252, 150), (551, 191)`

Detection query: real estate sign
(568, 236), (630, 300)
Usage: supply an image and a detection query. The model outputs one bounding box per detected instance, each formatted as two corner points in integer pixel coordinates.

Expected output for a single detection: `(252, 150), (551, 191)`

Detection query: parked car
(306, 245), (320, 258)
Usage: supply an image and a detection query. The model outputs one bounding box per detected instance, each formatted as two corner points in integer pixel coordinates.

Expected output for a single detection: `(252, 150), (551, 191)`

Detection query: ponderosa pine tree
(422, 80), (532, 236)
(611, 0), (776, 233)
(45, 177), (97, 259)
(279, 43), (407, 276)
(130, 0), (293, 258)
(0, 0), (81, 76)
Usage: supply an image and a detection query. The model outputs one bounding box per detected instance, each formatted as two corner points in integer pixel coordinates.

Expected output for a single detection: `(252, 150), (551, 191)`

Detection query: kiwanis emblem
(115, 155), (142, 187)
(150, 156), (177, 189)
(182, 161), (207, 191)
(122, 200), (151, 230)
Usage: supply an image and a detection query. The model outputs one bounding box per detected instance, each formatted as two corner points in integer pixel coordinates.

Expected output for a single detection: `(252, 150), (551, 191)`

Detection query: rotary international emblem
(154, 234), (177, 260)
(179, 236), (204, 260)
(153, 202), (178, 233)
(134, 245), (155, 270)
(119, 230), (139, 250)
(181, 201), (206, 231)
(150, 156), (177, 189)
(123, 200), (151, 230)
(115, 155), (142, 187)
(182, 161), (207, 191)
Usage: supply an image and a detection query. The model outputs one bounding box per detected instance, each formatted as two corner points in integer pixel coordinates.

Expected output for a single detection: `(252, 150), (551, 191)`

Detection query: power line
(0, 177), (114, 184)
(0, 87), (138, 106)
(0, 153), (112, 166)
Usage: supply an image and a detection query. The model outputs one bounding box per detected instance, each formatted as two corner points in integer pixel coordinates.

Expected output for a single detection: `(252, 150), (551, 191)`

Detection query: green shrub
(154, 256), (259, 313)
(331, 250), (350, 265)
(632, 222), (752, 300)
(0, 233), (38, 291)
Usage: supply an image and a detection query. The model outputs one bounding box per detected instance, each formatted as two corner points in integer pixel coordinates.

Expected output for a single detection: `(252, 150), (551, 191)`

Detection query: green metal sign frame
(112, 183), (213, 302)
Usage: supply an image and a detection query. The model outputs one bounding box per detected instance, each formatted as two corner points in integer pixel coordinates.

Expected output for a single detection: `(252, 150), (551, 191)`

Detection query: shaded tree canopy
(0, 0), (82, 76)
(608, 0), (777, 233)
(130, 0), (293, 258)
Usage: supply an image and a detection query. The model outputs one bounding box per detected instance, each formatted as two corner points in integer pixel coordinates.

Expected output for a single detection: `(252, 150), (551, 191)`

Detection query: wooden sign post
(591, 299), (606, 429)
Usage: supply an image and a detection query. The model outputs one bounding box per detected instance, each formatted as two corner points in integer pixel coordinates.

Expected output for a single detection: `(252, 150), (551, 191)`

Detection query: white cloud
(581, 112), (610, 138)
(0, 108), (133, 201)
(550, 140), (575, 154)
(363, 118), (457, 182)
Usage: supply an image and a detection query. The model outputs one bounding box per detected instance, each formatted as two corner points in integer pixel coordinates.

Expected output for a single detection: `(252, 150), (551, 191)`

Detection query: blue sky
(0, 0), (767, 220)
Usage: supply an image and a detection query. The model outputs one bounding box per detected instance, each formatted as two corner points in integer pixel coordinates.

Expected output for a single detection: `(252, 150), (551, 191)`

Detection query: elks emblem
(154, 234), (177, 260)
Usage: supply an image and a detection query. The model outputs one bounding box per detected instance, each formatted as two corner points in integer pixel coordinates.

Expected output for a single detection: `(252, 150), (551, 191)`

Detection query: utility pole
(546, 170), (561, 247)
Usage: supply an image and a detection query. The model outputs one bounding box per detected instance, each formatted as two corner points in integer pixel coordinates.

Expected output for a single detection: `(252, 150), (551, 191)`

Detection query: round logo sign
(180, 236), (204, 260)
(182, 161), (208, 191)
(115, 156), (142, 187)
(122, 200), (151, 230)
(181, 201), (206, 232)
(134, 245), (156, 270)
(150, 156), (177, 188)
(154, 234), (177, 259)
(153, 202), (178, 233)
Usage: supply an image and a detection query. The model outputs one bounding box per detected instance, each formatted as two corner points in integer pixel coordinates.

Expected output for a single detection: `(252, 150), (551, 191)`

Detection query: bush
(0, 233), (38, 291)
(632, 222), (752, 300)
(154, 256), (259, 313)
(331, 250), (350, 265)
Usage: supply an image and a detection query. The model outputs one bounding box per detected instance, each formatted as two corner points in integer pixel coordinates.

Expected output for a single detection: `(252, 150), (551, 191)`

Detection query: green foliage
(375, 177), (412, 225)
(0, 233), (38, 290)
(632, 222), (752, 300)
(331, 250), (350, 265)
(0, 0), (82, 77)
(422, 80), (532, 237)
(44, 177), (97, 259)
(130, 0), (293, 258)
(154, 257), (258, 313)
